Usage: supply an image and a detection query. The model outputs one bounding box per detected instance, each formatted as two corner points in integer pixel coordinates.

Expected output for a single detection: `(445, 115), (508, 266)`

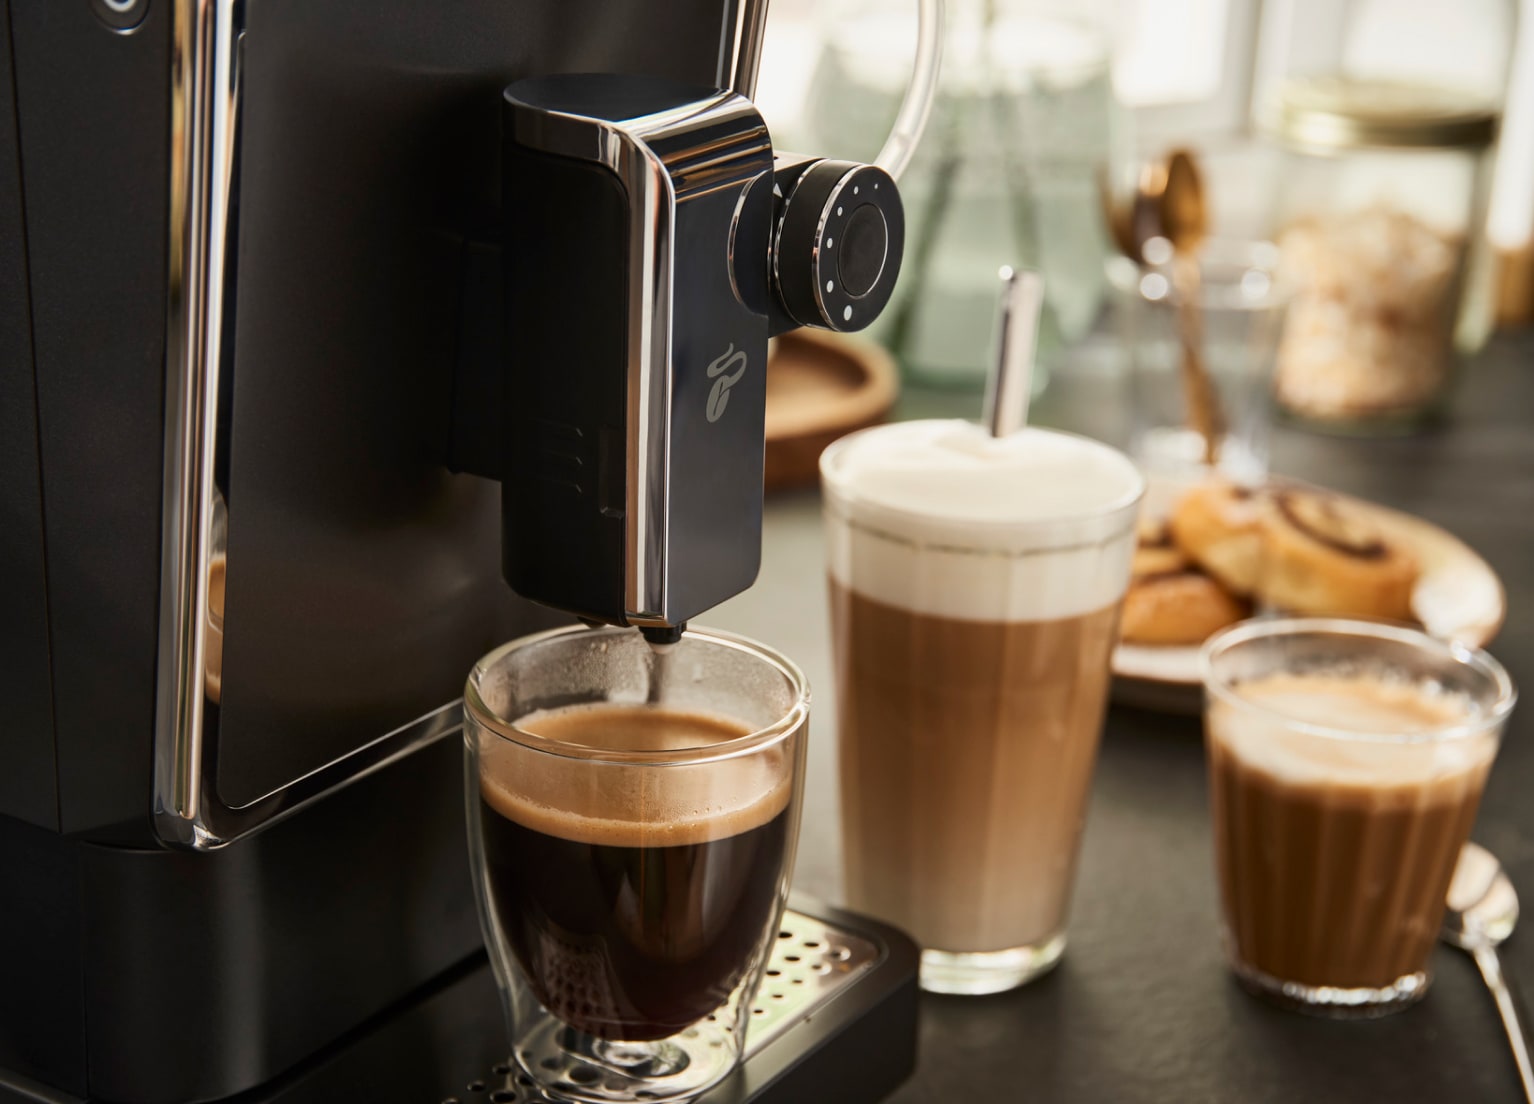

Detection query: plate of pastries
(1112, 476), (1506, 711)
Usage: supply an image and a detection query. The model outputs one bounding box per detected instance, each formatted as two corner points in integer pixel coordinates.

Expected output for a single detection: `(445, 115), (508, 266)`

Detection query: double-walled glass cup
(1202, 618), (1516, 1017)
(464, 626), (809, 1103)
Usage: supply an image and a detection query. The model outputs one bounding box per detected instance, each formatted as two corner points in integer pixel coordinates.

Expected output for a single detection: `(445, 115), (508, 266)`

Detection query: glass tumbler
(1202, 618), (1515, 1017)
(822, 420), (1144, 995)
(1108, 239), (1290, 487)
(464, 626), (809, 1103)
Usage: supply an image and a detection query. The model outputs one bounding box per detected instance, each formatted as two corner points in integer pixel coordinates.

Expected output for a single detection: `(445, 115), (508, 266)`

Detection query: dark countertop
(710, 336), (1534, 1103)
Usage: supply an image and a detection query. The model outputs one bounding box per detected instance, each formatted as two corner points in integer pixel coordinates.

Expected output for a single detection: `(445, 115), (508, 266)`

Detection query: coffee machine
(0, 1), (936, 1101)
(499, 74), (905, 642)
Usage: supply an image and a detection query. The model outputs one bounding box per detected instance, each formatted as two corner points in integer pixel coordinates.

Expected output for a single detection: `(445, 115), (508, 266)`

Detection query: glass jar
(1253, 0), (1516, 431)
(802, 0), (1120, 389)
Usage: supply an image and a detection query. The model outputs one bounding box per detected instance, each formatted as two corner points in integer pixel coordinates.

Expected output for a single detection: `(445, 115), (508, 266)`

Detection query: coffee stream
(645, 640), (670, 705)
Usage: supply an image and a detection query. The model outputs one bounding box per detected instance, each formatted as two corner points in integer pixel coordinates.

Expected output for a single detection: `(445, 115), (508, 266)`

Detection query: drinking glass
(822, 420), (1144, 995)
(464, 626), (809, 1102)
(1202, 618), (1515, 1017)
(1107, 239), (1290, 487)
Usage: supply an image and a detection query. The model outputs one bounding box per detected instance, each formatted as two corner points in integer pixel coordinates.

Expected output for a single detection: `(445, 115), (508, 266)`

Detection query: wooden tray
(764, 331), (899, 492)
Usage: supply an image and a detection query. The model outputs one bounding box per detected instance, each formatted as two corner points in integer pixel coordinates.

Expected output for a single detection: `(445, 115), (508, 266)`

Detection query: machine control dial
(770, 160), (904, 333)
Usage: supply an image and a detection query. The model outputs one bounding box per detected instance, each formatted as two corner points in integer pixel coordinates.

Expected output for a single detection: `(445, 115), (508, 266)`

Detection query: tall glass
(1203, 618), (1516, 1017)
(822, 420), (1143, 995)
(1107, 239), (1290, 487)
(464, 626), (809, 1103)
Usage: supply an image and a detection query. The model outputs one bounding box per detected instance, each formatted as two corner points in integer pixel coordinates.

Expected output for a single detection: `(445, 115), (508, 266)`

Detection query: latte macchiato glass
(1202, 618), (1516, 1017)
(821, 420), (1144, 995)
(464, 626), (808, 1103)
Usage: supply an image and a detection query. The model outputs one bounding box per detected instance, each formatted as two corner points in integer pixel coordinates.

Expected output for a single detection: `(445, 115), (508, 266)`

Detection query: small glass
(1202, 618), (1516, 1017)
(464, 626), (809, 1103)
(1108, 239), (1290, 488)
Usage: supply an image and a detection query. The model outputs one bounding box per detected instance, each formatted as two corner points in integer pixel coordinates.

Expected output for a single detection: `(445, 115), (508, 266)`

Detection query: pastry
(1168, 479), (1265, 595)
(1133, 518), (1189, 578)
(1255, 486), (1418, 621)
(1121, 568), (1250, 646)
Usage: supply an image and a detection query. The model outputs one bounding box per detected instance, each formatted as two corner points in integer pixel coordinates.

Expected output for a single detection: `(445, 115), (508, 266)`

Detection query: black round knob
(838, 204), (889, 298)
(772, 160), (904, 333)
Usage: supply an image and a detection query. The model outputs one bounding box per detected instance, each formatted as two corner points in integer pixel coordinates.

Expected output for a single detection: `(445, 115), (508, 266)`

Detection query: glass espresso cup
(1202, 618), (1516, 1017)
(822, 420), (1144, 995)
(464, 626), (809, 1103)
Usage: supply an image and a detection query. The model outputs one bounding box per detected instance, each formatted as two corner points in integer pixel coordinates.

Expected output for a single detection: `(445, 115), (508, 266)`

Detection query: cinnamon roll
(1255, 487), (1418, 622)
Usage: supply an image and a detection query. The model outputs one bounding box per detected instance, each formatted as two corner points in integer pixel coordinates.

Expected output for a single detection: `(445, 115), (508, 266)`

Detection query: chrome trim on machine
(718, 0), (769, 100)
(154, 0), (466, 849)
(154, 0), (242, 846)
(503, 90), (770, 626)
(156, 3), (780, 846)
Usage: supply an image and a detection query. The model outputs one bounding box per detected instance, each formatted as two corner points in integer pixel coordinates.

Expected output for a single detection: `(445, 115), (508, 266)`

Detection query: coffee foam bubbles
(821, 420), (1144, 622)
(479, 704), (792, 848)
(1210, 673), (1497, 789)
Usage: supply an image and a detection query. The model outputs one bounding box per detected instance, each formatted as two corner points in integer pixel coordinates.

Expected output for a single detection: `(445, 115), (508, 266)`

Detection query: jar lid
(1260, 76), (1499, 151)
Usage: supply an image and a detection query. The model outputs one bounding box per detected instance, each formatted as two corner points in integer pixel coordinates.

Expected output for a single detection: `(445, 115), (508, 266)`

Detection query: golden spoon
(1104, 150), (1224, 464)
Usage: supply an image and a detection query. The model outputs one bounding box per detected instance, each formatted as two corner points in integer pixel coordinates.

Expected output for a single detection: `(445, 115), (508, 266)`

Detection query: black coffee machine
(0, 2), (932, 1101)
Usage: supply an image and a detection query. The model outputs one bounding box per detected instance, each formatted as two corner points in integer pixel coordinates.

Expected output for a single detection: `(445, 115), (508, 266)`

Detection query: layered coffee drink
(478, 703), (791, 1042)
(1208, 671), (1495, 997)
(830, 588), (1121, 952)
(1202, 618), (1515, 1016)
(821, 420), (1144, 993)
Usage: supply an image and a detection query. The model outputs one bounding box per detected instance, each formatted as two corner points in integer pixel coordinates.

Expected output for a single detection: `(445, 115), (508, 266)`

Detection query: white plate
(1110, 481), (1506, 714)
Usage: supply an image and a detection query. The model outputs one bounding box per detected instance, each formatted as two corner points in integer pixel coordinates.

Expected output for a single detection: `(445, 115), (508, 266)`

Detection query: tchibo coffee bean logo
(705, 344), (748, 423)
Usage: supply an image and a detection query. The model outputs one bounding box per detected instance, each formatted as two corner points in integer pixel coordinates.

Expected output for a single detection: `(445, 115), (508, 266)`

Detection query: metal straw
(983, 266), (1045, 438)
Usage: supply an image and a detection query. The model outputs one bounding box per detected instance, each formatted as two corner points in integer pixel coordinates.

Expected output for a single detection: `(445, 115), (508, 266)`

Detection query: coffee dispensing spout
(499, 0), (942, 634)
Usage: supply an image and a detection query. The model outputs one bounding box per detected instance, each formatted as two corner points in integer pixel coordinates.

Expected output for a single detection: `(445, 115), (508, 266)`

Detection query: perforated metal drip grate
(437, 909), (880, 1103)
(745, 912), (878, 1053)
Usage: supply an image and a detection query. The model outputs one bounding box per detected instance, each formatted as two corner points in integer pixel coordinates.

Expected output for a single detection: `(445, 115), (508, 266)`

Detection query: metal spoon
(1101, 150), (1203, 265)
(1443, 841), (1534, 1101)
(1100, 150), (1224, 463)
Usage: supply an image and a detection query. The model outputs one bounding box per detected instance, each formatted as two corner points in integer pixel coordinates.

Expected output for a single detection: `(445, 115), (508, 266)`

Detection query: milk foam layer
(1210, 672), (1496, 787)
(821, 420), (1143, 621)
(479, 704), (792, 848)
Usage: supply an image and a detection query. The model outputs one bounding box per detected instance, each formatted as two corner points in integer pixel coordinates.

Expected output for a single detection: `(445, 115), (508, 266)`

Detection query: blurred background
(748, 0), (1534, 467)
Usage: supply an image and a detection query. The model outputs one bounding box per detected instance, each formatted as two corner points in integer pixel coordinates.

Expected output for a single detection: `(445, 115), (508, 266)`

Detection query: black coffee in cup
(478, 704), (791, 1041)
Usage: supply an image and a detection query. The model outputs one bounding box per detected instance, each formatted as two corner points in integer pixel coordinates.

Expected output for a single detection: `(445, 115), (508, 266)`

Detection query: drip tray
(461, 913), (885, 1103)
(262, 897), (920, 1104)
(740, 912), (883, 1054)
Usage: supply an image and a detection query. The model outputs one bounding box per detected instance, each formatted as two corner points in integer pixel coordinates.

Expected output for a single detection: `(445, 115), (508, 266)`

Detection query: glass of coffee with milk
(821, 419), (1145, 994)
(1202, 618), (1516, 1016)
(463, 626), (809, 1102)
